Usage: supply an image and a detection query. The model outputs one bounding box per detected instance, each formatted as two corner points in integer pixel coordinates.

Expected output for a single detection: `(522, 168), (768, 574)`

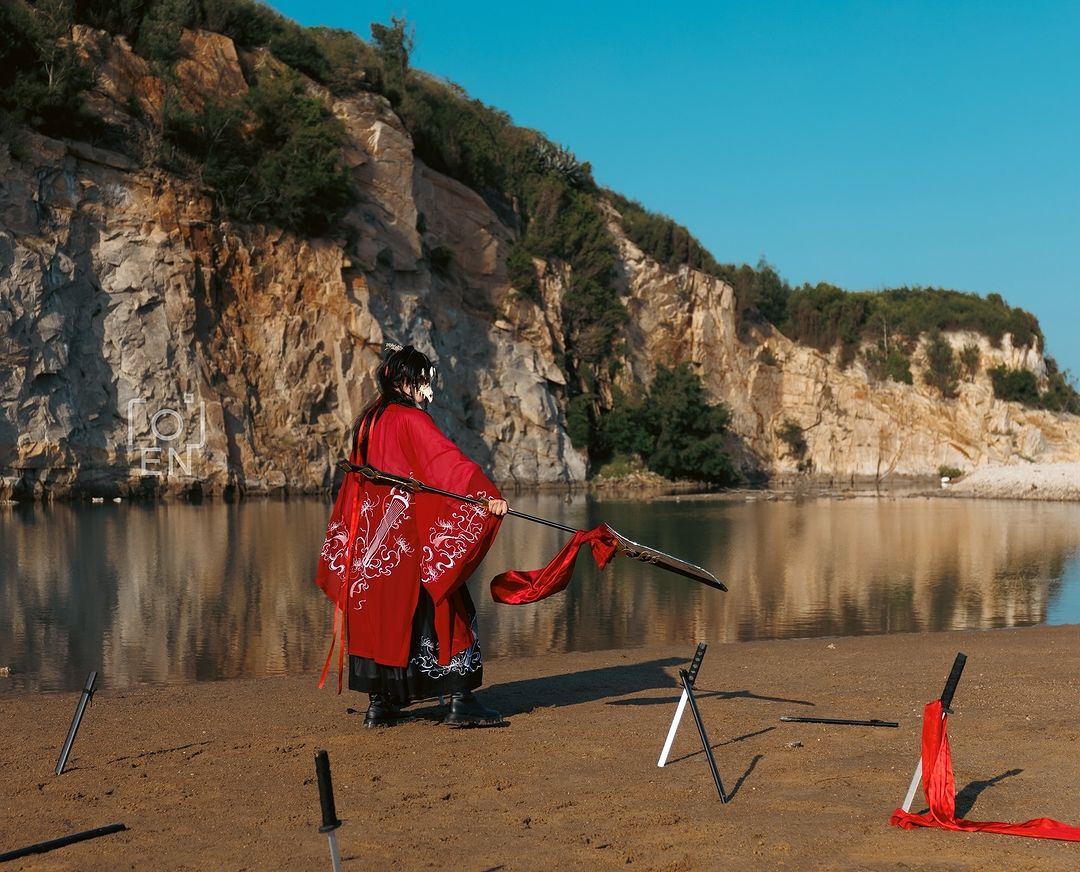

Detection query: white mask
(418, 383), (434, 404)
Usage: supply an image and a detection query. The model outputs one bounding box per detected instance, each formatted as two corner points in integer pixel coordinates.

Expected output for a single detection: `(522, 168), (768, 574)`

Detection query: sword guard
(619, 545), (661, 566)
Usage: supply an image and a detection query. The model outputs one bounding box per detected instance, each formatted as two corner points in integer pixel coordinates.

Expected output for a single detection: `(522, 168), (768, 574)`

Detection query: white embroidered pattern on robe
(411, 617), (483, 677)
(412, 635), (483, 677)
(420, 491), (492, 586)
(319, 487), (414, 610)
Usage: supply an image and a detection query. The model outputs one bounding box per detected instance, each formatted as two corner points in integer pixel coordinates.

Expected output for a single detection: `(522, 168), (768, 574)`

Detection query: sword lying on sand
(337, 460), (726, 592)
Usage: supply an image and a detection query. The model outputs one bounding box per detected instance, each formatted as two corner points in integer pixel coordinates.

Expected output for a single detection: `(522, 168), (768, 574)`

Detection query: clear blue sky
(269, 0), (1080, 376)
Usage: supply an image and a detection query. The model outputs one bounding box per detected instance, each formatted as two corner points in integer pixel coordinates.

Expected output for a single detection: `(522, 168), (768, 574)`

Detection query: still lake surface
(4, 492), (1080, 693)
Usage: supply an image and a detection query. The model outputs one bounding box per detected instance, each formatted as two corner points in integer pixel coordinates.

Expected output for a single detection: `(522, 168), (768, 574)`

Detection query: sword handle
(687, 643), (708, 687)
(939, 652), (966, 713)
(315, 750), (341, 833)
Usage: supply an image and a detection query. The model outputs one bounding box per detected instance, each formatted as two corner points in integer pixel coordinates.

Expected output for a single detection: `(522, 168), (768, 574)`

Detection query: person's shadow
(485, 659), (816, 715)
(485, 657), (686, 715)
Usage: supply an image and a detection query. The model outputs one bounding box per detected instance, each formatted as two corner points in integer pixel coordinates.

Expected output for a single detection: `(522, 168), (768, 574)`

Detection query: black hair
(376, 344), (437, 401)
(350, 344), (437, 461)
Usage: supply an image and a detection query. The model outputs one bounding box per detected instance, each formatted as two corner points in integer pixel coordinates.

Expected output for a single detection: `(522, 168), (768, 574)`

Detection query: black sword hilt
(939, 652), (967, 714)
(686, 643), (708, 687)
(314, 750), (341, 833)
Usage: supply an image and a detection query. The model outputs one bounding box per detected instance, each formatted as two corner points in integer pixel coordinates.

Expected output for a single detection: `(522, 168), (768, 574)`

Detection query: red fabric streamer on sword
(490, 524), (619, 604)
(890, 699), (1080, 841)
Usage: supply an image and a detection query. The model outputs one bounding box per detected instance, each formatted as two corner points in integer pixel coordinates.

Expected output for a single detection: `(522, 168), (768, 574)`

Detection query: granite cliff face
(2, 27), (1079, 500)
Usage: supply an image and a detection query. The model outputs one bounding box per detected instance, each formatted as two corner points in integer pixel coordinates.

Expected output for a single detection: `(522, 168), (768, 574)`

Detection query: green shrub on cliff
(782, 283), (1044, 360)
(608, 193), (722, 274)
(161, 68), (349, 234)
(988, 365), (1039, 405)
(0, 0), (98, 137)
(600, 364), (737, 484)
(506, 242), (541, 302)
(77, 0), (335, 83)
(863, 345), (914, 385)
(518, 175), (623, 362)
(988, 362), (1079, 413)
(922, 330), (960, 399)
(785, 282), (869, 366)
(716, 259), (792, 331)
(958, 342), (981, 380)
(1041, 358), (1080, 414)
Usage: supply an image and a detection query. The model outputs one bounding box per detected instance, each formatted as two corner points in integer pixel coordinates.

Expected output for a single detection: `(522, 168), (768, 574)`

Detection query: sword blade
(326, 831), (342, 872)
(657, 688), (689, 767)
(338, 460), (728, 592)
(607, 526), (727, 591)
(901, 760), (923, 813)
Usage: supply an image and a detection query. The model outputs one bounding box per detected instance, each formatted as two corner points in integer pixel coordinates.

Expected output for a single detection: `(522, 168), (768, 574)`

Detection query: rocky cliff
(2, 27), (1079, 500)
(611, 224), (1080, 478)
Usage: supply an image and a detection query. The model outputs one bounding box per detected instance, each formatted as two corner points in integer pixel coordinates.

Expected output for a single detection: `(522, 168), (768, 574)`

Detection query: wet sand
(2, 625), (1080, 870)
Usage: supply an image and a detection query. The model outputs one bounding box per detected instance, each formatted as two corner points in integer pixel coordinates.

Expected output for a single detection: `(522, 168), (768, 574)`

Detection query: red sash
(891, 700), (1080, 841)
(490, 525), (618, 604)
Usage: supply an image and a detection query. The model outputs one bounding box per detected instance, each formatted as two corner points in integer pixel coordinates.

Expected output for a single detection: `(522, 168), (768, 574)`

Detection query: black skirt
(348, 585), (483, 704)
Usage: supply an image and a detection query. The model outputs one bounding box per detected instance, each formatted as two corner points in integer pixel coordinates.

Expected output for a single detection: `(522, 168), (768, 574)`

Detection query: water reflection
(2, 495), (1080, 692)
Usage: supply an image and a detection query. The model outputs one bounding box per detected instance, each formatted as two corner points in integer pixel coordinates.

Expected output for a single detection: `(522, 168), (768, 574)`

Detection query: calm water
(3, 493), (1080, 692)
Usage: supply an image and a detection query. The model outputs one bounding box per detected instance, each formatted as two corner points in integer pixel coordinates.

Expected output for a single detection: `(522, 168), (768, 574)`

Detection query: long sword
(900, 652), (967, 812)
(337, 460), (726, 592)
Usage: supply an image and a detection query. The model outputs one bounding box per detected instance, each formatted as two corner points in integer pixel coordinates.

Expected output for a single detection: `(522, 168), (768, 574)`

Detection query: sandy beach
(2, 625), (1080, 870)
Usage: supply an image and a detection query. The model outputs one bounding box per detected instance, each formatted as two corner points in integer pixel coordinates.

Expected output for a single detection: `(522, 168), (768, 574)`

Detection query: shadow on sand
(486, 656), (817, 718)
(610, 686), (817, 708)
(485, 657), (687, 715)
(954, 768), (1024, 818)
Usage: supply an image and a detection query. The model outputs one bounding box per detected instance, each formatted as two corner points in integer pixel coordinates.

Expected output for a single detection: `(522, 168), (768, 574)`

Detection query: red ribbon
(490, 524), (619, 604)
(318, 490), (362, 693)
(891, 699), (1080, 841)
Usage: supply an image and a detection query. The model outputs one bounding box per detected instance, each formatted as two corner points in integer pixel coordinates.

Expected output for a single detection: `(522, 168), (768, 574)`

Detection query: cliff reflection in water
(0, 501), (330, 693)
(3, 495), (1080, 692)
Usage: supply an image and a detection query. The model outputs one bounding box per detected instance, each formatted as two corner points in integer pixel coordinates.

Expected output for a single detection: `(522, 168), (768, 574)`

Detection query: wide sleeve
(403, 409), (503, 604)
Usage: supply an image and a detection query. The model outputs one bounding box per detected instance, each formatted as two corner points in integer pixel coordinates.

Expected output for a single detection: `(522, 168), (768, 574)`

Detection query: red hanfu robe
(315, 404), (502, 680)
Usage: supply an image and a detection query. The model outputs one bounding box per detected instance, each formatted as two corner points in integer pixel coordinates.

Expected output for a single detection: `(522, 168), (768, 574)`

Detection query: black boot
(442, 691), (505, 727)
(363, 694), (416, 729)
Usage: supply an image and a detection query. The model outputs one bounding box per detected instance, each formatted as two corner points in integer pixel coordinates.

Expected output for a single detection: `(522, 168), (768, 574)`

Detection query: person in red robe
(315, 344), (508, 727)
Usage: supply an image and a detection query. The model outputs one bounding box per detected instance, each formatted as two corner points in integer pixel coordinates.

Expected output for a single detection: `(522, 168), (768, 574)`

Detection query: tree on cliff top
(370, 15), (413, 96)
